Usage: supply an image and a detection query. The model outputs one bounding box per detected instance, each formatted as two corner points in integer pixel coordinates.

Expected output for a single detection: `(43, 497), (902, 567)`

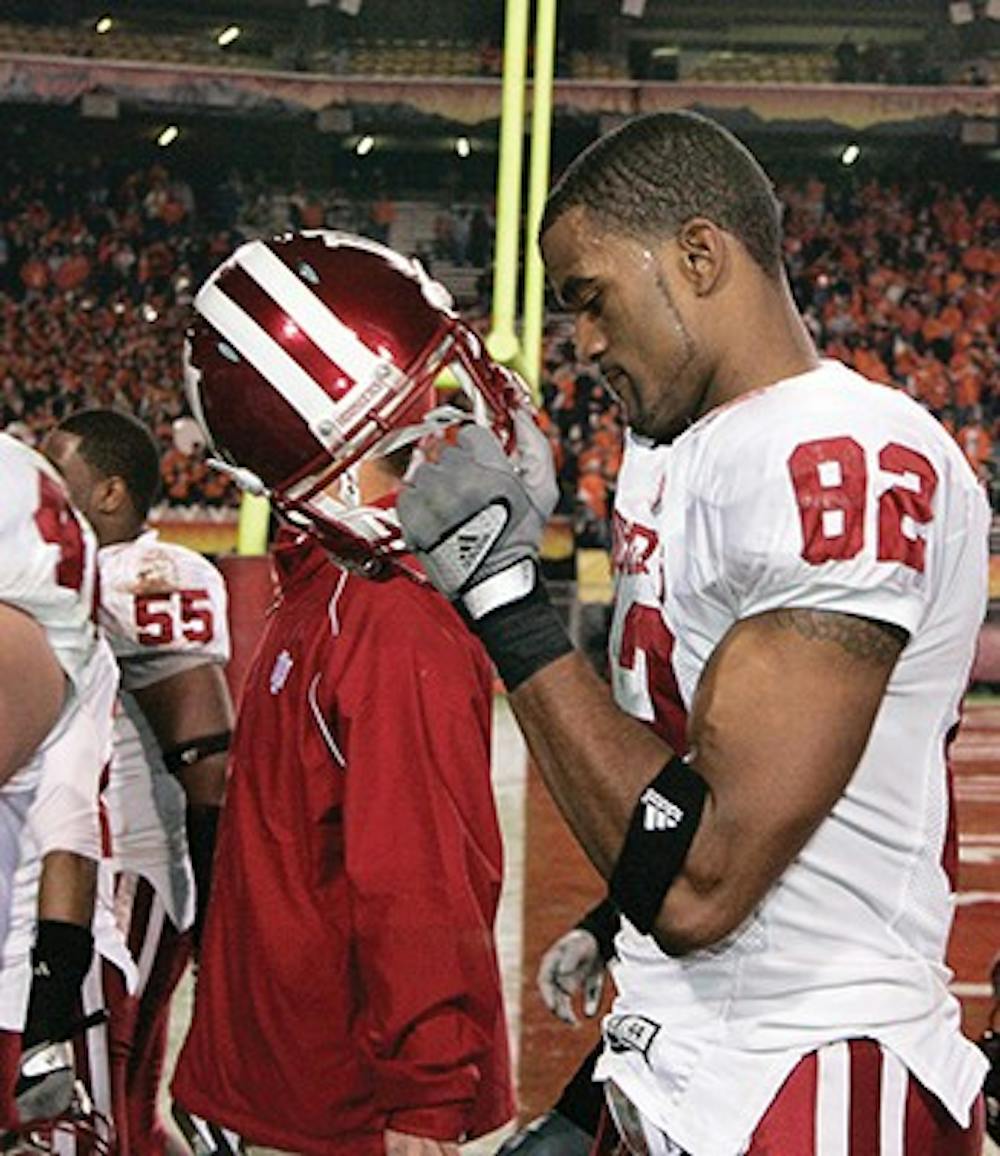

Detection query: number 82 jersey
(602, 360), (990, 1155)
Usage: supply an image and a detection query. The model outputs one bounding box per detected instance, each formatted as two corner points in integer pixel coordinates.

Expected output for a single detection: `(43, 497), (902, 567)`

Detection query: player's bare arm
(509, 606), (905, 955)
(134, 661), (233, 950)
(36, 851), (96, 925)
(0, 603), (66, 785)
(132, 662), (233, 807)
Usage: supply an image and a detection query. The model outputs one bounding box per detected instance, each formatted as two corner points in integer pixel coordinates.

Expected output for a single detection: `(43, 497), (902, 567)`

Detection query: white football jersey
(99, 531), (230, 929)
(0, 433), (101, 952)
(0, 637), (121, 1030)
(597, 362), (989, 1156)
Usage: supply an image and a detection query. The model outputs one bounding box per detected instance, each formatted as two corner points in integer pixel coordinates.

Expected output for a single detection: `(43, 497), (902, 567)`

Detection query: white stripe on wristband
(462, 557), (537, 620)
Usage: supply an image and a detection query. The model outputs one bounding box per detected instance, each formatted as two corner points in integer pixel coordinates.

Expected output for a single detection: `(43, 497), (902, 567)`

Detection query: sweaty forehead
(542, 207), (655, 301)
(543, 208), (619, 287)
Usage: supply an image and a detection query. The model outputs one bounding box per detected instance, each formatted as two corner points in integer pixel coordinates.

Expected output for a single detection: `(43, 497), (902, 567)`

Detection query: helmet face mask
(184, 230), (520, 574)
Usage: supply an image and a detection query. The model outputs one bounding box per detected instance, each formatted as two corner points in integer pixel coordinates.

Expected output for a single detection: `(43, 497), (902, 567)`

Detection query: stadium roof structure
(0, 0), (996, 185)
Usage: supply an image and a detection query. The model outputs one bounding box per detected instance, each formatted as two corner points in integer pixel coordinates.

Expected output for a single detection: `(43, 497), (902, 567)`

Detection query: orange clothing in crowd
(957, 424), (992, 479)
(578, 469), (609, 523)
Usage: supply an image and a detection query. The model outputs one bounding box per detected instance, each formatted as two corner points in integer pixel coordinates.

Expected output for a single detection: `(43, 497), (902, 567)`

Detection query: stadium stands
(1, 148), (996, 539)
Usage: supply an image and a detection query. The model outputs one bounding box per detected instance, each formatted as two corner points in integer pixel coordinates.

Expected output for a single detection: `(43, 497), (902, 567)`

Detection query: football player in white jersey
(0, 628), (120, 1134)
(0, 432), (117, 1131)
(0, 432), (101, 919)
(397, 111), (989, 1155)
(43, 408), (233, 1155)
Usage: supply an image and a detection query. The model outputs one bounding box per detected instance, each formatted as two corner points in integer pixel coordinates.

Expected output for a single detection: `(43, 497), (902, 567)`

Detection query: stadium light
(455, 136), (471, 158)
(355, 134), (375, 156)
(841, 143), (861, 166)
(157, 125), (180, 148)
(95, 15), (113, 34)
(217, 25), (241, 47)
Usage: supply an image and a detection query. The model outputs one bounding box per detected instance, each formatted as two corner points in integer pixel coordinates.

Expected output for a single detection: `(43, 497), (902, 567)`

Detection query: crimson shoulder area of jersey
(0, 433), (95, 626)
(675, 362), (979, 636)
(0, 434), (66, 562)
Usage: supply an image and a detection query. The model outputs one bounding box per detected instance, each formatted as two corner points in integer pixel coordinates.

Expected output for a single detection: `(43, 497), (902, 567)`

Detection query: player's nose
(574, 315), (608, 363)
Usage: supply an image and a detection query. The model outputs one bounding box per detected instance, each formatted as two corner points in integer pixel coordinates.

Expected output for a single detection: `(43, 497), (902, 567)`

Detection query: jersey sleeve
(100, 539), (231, 692)
(27, 638), (118, 860)
(697, 406), (944, 636)
(339, 583), (500, 1140)
(0, 437), (99, 688)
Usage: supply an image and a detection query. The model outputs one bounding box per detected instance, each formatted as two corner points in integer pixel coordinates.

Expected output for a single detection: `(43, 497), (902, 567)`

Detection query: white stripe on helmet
(236, 242), (394, 389)
(195, 281), (342, 445)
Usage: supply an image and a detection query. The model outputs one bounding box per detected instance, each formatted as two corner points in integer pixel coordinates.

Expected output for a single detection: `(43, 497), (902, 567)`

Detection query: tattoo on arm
(770, 609), (908, 665)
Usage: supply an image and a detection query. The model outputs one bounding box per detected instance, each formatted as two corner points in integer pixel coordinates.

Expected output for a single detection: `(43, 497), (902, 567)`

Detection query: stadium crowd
(1, 155), (996, 540)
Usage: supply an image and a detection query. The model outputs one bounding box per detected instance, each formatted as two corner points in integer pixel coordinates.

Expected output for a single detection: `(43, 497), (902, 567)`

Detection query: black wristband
(23, 920), (94, 1049)
(464, 569), (573, 692)
(162, 731), (231, 776)
(576, 897), (621, 964)
(609, 756), (709, 935)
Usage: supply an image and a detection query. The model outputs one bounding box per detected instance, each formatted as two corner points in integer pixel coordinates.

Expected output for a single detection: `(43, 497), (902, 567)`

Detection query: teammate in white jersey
(396, 111), (988, 1155)
(0, 432), (117, 1132)
(0, 432), (102, 934)
(43, 409), (233, 1155)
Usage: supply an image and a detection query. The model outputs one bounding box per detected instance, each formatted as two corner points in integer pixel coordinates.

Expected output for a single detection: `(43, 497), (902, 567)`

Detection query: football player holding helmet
(184, 230), (525, 573)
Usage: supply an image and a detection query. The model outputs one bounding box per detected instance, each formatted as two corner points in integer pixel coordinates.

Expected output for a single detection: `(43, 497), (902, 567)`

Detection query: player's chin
(624, 398), (659, 440)
(636, 391), (695, 444)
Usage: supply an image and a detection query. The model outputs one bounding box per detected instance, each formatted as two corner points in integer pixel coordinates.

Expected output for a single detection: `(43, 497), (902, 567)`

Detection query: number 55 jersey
(98, 530), (230, 931)
(603, 360), (989, 1156)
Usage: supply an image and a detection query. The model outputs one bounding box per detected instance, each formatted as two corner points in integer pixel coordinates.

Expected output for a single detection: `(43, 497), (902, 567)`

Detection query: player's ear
(675, 218), (726, 296)
(95, 474), (129, 516)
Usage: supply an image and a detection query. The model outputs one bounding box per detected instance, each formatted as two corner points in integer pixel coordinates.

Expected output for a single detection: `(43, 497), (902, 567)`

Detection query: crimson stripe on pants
(848, 1040), (882, 1153)
(746, 1039), (983, 1154)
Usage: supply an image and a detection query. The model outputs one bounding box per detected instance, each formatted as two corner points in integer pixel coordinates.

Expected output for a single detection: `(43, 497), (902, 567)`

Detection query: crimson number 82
(787, 437), (937, 573)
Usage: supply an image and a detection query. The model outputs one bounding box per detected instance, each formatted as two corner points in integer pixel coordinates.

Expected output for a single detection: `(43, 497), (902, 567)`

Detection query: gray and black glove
(398, 404), (572, 690)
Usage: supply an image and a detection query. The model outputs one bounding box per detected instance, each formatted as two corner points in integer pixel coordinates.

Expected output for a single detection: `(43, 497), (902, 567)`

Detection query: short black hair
(58, 408), (162, 518)
(541, 110), (783, 279)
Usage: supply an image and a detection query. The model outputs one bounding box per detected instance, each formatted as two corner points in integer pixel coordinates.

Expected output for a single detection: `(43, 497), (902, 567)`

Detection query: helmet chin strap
(206, 457), (268, 496)
(375, 404), (469, 457)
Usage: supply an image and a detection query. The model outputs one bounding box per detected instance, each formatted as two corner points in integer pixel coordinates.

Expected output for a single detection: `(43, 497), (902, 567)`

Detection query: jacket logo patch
(269, 649), (294, 695)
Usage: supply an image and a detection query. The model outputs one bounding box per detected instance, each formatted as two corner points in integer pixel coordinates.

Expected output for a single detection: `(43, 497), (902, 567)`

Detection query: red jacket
(172, 534), (512, 1153)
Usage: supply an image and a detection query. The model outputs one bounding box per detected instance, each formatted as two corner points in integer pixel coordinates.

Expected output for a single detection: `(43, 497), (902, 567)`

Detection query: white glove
(398, 404), (559, 616)
(537, 928), (606, 1027)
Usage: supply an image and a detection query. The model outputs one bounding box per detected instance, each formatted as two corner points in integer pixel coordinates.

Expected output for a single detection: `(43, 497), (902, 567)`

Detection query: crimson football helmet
(184, 230), (524, 574)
